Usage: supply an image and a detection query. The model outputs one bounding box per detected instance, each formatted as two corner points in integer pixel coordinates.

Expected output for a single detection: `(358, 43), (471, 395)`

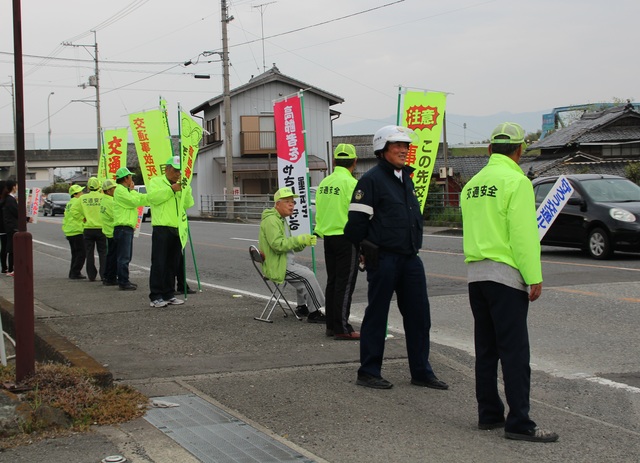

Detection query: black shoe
(295, 304), (309, 317)
(102, 280), (118, 286)
(505, 427), (559, 443)
(410, 377), (449, 390)
(119, 284), (137, 291)
(478, 420), (506, 430)
(69, 275), (87, 280)
(356, 374), (393, 389)
(307, 310), (326, 323)
(175, 288), (197, 295)
(325, 328), (334, 337)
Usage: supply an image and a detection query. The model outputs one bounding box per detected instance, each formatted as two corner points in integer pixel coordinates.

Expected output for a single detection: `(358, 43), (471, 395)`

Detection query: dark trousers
(0, 234), (7, 273)
(114, 226), (134, 286)
(6, 230), (15, 273)
(469, 281), (536, 433)
(104, 236), (117, 283)
(323, 235), (359, 334)
(83, 228), (107, 281)
(66, 234), (86, 278)
(149, 226), (181, 302)
(358, 251), (435, 381)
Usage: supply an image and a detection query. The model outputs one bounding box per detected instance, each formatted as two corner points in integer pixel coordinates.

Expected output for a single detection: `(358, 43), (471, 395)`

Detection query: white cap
(372, 125), (418, 152)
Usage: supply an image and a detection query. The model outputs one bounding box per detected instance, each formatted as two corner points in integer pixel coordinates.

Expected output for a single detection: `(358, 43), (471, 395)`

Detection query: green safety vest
(100, 194), (115, 238)
(112, 184), (149, 228)
(460, 153), (542, 285)
(80, 190), (103, 229)
(147, 175), (194, 228)
(314, 166), (357, 237)
(62, 196), (84, 237)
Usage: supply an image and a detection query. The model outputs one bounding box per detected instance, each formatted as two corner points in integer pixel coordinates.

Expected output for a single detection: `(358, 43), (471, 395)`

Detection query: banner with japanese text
(177, 110), (203, 248)
(401, 90), (447, 212)
(273, 93), (312, 236)
(98, 128), (128, 184)
(129, 110), (173, 186)
(536, 176), (574, 240)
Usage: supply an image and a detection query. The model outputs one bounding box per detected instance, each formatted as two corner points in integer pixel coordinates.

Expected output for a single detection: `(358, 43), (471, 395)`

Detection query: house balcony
(240, 130), (276, 155)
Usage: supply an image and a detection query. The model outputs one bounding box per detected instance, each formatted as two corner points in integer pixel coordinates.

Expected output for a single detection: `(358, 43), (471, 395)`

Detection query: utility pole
(47, 91), (54, 154)
(252, 1), (276, 73)
(221, 0), (234, 218)
(63, 30), (101, 157)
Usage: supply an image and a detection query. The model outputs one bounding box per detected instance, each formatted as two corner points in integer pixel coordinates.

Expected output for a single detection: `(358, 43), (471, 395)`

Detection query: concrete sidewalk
(0, 238), (639, 462)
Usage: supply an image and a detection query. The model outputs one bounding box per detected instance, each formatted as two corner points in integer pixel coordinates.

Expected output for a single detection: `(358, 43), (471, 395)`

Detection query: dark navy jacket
(344, 159), (423, 255)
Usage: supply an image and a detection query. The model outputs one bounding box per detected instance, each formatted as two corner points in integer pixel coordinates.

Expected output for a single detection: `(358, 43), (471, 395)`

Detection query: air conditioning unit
(439, 167), (453, 178)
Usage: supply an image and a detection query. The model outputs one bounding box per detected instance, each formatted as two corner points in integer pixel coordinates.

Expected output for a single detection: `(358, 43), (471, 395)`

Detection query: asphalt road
(31, 216), (640, 385)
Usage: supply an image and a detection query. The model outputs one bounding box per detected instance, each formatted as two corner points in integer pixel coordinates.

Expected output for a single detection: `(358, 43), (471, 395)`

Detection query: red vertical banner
(273, 94), (311, 235)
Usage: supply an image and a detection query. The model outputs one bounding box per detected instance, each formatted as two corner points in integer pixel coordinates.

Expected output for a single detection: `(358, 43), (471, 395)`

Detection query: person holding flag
(460, 122), (557, 443)
(344, 125), (448, 391)
(113, 167), (149, 291)
(147, 156), (194, 308)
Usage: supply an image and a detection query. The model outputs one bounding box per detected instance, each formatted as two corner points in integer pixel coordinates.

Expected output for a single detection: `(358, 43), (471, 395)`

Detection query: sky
(0, 0), (638, 150)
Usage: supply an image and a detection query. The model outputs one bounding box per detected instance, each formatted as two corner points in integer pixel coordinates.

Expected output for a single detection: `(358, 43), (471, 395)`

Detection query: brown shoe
(334, 331), (360, 340)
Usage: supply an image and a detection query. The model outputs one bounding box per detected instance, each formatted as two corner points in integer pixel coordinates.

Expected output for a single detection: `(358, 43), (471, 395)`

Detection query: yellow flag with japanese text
(129, 110), (173, 186)
(177, 110), (202, 248)
(99, 128), (128, 184)
(401, 90), (447, 212)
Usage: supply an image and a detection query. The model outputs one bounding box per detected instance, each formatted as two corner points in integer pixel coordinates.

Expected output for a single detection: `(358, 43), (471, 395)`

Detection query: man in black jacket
(344, 125), (448, 391)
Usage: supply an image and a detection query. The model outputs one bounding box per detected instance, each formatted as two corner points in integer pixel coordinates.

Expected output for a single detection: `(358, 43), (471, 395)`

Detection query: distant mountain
(333, 110), (548, 145)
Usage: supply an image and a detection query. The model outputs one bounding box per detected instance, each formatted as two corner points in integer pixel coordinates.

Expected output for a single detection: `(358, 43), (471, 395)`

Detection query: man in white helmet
(344, 125), (448, 390)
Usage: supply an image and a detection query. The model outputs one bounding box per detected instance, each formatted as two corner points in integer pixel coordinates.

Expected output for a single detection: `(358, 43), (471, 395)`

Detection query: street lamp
(47, 91), (54, 153)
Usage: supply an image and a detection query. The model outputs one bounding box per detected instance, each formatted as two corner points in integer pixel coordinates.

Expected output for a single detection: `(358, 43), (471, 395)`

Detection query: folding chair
(249, 245), (302, 323)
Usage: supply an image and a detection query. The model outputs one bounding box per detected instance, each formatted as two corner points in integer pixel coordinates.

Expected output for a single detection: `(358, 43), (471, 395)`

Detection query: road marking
(550, 287), (640, 303)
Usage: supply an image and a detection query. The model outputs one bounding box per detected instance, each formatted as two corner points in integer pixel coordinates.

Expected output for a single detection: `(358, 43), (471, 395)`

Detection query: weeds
(0, 362), (148, 441)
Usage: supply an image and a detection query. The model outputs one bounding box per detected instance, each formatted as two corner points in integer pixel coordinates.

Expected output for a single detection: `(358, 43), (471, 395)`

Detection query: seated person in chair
(259, 187), (327, 324)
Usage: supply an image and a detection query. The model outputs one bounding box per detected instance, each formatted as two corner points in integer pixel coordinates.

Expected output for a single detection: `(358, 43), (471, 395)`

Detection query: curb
(0, 297), (112, 388)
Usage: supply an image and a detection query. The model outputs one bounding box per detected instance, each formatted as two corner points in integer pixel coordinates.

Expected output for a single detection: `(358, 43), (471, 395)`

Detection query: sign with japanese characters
(536, 176), (574, 240)
(129, 110), (173, 186)
(27, 187), (41, 223)
(98, 128), (128, 185)
(273, 93), (311, 235)
(401, 90), (447, 212)
(177, 110), (203, 248)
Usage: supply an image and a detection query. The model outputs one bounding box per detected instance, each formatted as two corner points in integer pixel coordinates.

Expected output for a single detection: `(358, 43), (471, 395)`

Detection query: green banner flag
(99, 128), (128, 185)
(129, 110), (173, 186)
(401, 90), (447, 212)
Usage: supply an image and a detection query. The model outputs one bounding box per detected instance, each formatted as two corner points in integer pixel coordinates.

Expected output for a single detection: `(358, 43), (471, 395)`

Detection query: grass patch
(0, 363), (148, 447)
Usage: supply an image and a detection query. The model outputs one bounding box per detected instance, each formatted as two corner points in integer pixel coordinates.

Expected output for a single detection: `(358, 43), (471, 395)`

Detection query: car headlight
(609, 207), (636, 222)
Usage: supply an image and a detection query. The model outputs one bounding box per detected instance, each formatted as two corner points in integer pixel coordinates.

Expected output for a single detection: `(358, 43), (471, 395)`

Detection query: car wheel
(587, 227), (612, 259)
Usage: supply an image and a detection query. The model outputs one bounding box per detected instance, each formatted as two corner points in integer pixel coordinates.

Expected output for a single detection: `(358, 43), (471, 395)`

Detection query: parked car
(42, 192), (71, 217)
(133, 185), (151, 222)
(532, 174), (640, 259)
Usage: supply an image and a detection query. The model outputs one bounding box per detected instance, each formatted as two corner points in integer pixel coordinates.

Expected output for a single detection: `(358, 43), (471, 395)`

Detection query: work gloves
(296, 234), (317, 246)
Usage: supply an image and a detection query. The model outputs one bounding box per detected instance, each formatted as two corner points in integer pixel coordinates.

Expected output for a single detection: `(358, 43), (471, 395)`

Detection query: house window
(205, 116), (221, 145)
(240, 115), (275, 154)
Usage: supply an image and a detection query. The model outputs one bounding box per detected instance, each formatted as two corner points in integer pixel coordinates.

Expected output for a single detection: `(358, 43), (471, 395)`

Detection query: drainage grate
(145, 394), (313, 463)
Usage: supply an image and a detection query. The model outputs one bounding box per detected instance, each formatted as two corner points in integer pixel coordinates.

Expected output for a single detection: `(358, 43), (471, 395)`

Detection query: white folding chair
(249, 245), (302, 323)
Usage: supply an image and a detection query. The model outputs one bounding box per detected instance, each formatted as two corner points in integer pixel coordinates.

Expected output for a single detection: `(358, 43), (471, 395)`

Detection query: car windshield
(49, 193), (70, 201)
(581, 178), (640, 202)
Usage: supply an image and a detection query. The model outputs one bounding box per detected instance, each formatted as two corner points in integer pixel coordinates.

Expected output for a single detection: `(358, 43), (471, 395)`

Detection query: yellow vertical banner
(178, 110), (202, 248)
(99, 128), (128, 184)
(129, 110), (173, 186)
(401, 90), (447, 212)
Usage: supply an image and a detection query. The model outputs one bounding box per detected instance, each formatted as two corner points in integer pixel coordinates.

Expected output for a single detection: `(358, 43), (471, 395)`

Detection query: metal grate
(145, 394), (313, 463)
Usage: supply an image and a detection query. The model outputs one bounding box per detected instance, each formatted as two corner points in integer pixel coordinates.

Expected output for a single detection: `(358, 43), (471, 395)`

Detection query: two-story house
(190, 65), (344, 213)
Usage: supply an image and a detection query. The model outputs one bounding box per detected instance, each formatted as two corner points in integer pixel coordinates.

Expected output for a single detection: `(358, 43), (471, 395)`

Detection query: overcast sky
(0, 0), (637, 149)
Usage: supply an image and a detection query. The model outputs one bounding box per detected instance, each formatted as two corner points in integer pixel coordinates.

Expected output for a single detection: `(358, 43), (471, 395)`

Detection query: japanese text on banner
(536, 176), (574, 240)
(99, 128), (128, 184)
(273, 95), (311, 235)
(128, 110), (173, 187)
(401, 91), (447, 212)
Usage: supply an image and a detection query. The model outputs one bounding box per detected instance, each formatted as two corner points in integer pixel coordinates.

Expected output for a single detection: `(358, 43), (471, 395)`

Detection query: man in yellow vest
(112, 167), (149, 290)
(147, 156), (194, 308)
(461, 122), (558, 443)
(62, 184), (86, 279)
(100, 179), (118, 286)
(315, 143), (360, 340)
(79, 177), (107, 282)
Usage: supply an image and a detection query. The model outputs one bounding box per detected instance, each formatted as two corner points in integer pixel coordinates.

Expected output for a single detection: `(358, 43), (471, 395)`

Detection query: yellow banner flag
(129, 110), (173, 186)
(99, 128), (128, 184)
(177, 110), (202, 248)
(401, 90), (447, 212)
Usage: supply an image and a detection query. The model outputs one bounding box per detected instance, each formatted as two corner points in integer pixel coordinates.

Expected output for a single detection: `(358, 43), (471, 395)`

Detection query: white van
(133, 185), (151, 222)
